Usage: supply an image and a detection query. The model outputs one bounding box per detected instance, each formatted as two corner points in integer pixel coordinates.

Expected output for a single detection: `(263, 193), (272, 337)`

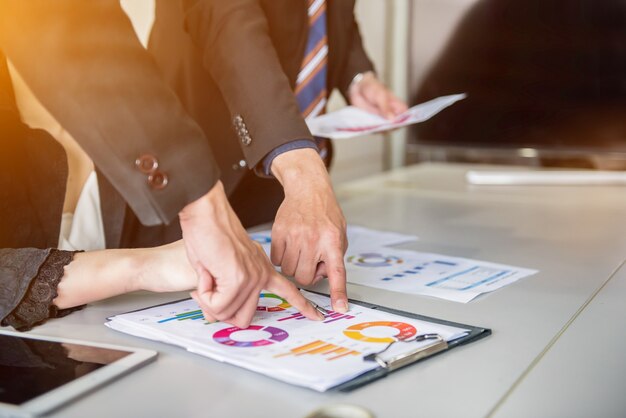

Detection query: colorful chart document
(345, 246), (538, 303)
(306, 94), (466, 140)
(106, 291), (468, 392)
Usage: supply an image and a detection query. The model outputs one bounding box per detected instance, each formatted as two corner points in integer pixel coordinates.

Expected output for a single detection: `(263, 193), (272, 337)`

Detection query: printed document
(345, 246), (537, 303)
(107, 291), (468, 391)
(250, 227), (535, 302)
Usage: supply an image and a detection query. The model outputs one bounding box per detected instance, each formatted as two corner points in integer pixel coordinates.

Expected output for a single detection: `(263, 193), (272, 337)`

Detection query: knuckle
(296, 273), (315, 286)
(307, 229), (321, 244)
(323, 228), (342, 245)
(213, 311), (228, 321)
(287, 225), (304, 238)
(212, 300), (230, 316)
(333, 265), (346, 276)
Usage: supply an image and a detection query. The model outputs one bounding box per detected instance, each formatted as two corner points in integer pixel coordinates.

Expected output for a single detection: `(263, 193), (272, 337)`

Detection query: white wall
(408, 0), (478, 94)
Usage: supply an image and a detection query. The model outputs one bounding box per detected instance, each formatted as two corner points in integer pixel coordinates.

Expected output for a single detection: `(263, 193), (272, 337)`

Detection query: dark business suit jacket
(1, 51), (184, 329)
(149, 0), (374, 225)
(0, 0), (220, 234)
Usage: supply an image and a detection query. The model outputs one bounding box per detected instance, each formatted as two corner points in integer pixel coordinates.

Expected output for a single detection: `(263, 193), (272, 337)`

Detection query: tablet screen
(0, 334), (131, 405)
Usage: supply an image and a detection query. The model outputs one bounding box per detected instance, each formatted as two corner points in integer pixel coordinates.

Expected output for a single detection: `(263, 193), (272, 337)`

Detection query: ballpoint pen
(306, 298), (331, 316)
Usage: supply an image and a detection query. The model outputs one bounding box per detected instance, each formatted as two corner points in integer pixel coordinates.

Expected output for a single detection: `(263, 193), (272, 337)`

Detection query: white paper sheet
(345, 246), (537, 303)
(106, 291), (468, 392)
(306, 93), (466, 139)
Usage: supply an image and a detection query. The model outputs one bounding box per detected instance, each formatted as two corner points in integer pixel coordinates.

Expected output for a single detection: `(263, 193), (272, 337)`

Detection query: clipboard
(323, 293), (491, 392)
(107, 292), (490, 392)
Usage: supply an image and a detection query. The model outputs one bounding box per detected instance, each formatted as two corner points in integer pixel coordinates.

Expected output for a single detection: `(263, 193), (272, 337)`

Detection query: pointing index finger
(324, 248), (349, 313)
(267, 272), (324, 321)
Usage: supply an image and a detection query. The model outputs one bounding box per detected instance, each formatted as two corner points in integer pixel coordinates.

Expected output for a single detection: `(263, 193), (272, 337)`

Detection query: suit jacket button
(232, 159), (247, 170)
(135, 154), (159, 174)
(238, 129), (249, 140)
(148, 170), (169, 190)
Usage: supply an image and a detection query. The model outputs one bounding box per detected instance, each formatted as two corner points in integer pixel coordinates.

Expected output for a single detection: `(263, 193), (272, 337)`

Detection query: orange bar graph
(307, 344), (338, 355)
(327, 350), (360, 361)
(275, 340), (361, 361)
(322, 346), (346, 355)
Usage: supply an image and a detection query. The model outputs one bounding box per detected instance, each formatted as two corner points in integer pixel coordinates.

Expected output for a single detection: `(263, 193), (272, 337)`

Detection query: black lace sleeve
(1, 249), (84, 331)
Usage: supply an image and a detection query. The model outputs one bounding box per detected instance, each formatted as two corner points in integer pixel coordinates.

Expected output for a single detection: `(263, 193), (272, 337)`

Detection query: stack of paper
(106, 291), (468, 392)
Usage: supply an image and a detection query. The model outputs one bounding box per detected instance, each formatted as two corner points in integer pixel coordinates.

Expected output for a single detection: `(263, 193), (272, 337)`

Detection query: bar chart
(157, 309), (205, 323)
(275, 340), (361, 361)
(278, 310), (356, 324)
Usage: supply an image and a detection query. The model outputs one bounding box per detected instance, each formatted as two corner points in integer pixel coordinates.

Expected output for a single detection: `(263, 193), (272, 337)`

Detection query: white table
(28, 163), (626, 418)
(491, 261), (626, 418)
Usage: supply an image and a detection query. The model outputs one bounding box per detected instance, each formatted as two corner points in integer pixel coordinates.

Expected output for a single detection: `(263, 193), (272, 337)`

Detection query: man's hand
(179, 181), (323, 328)
(271, 148), (349, 313)
(348, 71), (408, 120)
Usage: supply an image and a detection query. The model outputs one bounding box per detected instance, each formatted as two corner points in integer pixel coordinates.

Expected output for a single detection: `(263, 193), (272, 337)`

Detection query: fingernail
(316, 311), (325, 321)
(335, 300), (348, 313)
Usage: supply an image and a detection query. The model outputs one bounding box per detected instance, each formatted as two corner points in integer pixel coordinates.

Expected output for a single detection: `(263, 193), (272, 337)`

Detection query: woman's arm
(1, 241), (197, 330)
(54, 241), (197, 309)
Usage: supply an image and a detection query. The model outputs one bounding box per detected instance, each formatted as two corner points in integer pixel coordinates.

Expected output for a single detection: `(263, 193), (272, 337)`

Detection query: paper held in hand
(306, 93), (466, 139)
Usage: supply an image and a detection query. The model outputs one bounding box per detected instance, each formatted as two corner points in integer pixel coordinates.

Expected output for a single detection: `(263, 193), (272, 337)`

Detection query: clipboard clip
(363, 333), (448, 372)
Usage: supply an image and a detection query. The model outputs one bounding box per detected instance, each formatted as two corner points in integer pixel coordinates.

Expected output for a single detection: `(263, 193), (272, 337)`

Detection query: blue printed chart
(106, 290), (469, 391)
(346, 246), (537, 303)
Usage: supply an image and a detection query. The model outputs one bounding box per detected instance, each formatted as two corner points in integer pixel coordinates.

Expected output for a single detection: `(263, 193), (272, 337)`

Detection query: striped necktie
(295, 0), (328, 119)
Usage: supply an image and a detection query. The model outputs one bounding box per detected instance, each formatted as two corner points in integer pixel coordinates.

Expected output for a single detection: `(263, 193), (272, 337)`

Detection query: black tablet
(0, 330), (156, 417)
